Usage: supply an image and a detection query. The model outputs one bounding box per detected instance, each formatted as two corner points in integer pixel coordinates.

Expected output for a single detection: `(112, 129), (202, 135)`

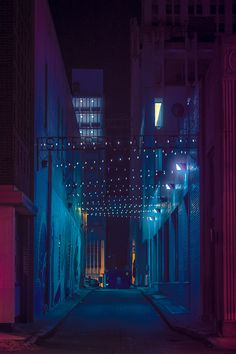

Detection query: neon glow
(175, 163), (186, 171)
(155, 102), (162, 127)
(176, 163), (182, 171)
(154, 98), (163, 128)
(166, 183), (175, 190)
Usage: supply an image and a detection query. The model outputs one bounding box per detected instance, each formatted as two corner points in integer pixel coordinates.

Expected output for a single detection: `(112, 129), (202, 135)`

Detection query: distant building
(72, 69), (106, 283)
(130, 0), (236, 335)
(72, 69), (104, 141)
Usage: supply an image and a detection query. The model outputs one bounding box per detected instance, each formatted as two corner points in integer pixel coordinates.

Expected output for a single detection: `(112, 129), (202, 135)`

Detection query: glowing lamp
(155, 102), (161, 127)
(166, 183), (175, 190)
(175, 163), (186, 171)
(153, 209), (160, 213)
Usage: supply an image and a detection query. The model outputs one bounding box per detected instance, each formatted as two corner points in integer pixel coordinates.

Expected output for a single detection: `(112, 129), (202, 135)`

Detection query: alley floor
(0, 289), (232, 354)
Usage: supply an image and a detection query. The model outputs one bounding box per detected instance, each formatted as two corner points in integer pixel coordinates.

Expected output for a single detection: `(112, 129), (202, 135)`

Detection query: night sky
(49, 0), (140, 122)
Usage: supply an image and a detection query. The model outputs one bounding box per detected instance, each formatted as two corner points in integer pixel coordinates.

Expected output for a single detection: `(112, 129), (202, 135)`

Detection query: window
(165, 59), (185, 85)
(188, 0), (194, 15)
(188, 59), (195, 84)
(196, 3), (203, 15)
(57, 99), (60, 137)
(219, 23), (224, 33)
(154, 98), (163, 128)
(152, 3), (158, 14)
(218, 3), (224, 15)
(44, 63), (48, 130)
(166, 1), (172, 14)
(164, 221), (169, 282)
(233, 1), (236, 15)
(174, 0), (180, 15)
(171, 209), (179, 281)
(233, 23), (236, 33)
(210, 1), (216, 14)
(158, 229), (163, 281)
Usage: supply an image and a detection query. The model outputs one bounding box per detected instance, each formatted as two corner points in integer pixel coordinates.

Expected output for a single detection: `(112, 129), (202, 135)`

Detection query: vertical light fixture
(154, 98), (163, 128)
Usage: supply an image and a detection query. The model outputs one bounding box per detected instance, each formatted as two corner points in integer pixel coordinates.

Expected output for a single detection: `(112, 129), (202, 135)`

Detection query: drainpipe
(46, 152), (52, 309)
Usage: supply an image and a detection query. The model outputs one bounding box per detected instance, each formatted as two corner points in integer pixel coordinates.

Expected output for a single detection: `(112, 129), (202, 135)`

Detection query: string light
(39, 135), (197, 219)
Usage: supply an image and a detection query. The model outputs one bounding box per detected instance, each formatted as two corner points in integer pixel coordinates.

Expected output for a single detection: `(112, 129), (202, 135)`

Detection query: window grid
(72, 97), (103, 138)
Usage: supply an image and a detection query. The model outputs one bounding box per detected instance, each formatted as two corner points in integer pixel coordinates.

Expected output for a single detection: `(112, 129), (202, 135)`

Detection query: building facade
(200, 37), (236, 336)
(34, 0), (82, 319)
(130, 0), (236, 334)
(0, 0), (83, 323)
(0, 0), (35, 323)
(72, 69), (106, 284)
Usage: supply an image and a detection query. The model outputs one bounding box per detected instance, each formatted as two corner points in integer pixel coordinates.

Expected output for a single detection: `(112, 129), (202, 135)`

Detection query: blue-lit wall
(34, 0), (82, 319)
(131, 82), (201, 318)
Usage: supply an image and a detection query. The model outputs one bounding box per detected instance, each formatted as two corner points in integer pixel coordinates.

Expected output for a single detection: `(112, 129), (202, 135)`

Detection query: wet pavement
(0, 289), (232, 353)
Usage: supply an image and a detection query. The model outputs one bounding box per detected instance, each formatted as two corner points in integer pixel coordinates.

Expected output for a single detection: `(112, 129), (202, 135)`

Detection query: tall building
(34, 0), (82, 320)
(0, 0), (35, 324)
(200, 37), (236, 337)
(0, 0), (82, 324)
(72, 69), (106, 284)
(130, 0), (236, 335)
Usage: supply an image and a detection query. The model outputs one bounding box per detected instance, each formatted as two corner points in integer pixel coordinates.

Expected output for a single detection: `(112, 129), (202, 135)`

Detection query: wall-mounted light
(154, 98), (163, 128)
(175, 163), (186, 171)
(153, 209), (160, 213)
(166, 183), (175, 190)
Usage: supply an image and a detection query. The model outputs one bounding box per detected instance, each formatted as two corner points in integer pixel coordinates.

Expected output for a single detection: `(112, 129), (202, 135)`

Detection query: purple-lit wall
(200, 36), (236, 336)
(34, 0), (82, 319)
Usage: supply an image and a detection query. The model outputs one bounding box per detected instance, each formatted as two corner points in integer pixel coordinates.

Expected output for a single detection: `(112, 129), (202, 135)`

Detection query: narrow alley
(1, 289), (231, 354)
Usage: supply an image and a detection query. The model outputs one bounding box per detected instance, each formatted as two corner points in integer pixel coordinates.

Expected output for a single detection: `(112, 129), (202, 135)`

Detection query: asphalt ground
(0, 289), (232, 354)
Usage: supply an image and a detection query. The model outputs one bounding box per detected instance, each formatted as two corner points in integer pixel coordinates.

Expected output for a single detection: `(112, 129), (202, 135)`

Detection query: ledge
(0, 185), (37, 216)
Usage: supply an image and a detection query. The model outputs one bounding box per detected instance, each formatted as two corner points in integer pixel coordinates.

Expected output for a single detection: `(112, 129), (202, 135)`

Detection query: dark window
(196, 4), (203, 14)
(174, 2), (180, 15)
(57, 99), (60, 137)
(219, 23), (224, 32)
(158, 229), (163, 281)
(207, 149), (215, 207)
(44, 63), (48, 130)
(164, 221), (169, 282)
(233, 23), (236, 33)
(233, 3), (236, 15)
(218, 4), (224, 14)
(188, 4), (194, 15)
(188, 59), (195, 83)
(152, 4), (158, 14)
(172, 208), (179, 281)
(166, 3), (172, 14)
(210, 4), (216, 14)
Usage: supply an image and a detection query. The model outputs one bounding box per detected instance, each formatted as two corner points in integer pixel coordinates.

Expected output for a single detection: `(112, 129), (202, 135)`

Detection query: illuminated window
(154, 98), (163, 128)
